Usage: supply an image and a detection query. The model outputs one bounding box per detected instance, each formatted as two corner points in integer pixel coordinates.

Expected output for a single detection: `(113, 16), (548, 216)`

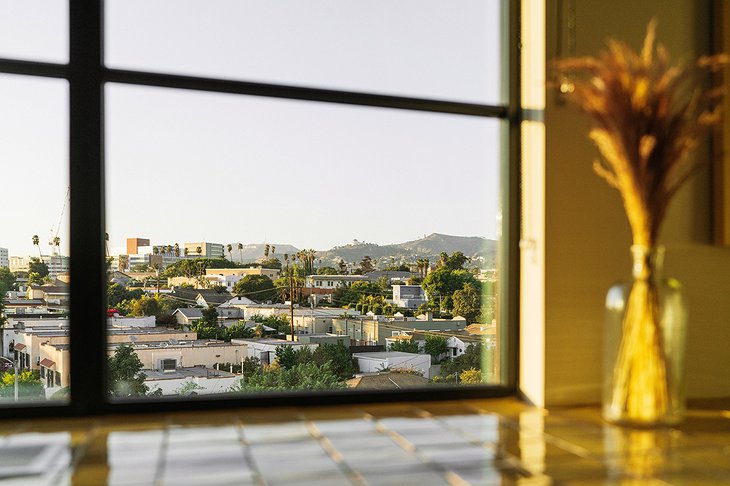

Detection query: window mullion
(69, 0), (107, 414)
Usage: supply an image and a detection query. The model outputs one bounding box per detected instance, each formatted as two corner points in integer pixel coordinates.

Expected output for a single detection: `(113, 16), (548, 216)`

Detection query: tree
(437, 251), (470, 271)
(232, 275), (276, 303)
(231, 362), (346, 392)
(52, 236), (61, 255)
(275, 345), (297, 370)
(452, 283), (482, 323)
(459, 368), (482, 384)
(388, 340), (420, 353)
(0, 369), (43, 399)
(237, 243), (243, 262)
(317, 266), (338, 275)
(264, 244), (270, 259)
(108, 344), (148, 396)
(358, 255), (375, 274)
(226, 243), (233, 260)
(440, 343), (482, 376)
(107, 283), (144, 309)
(421, 267), (479, 312)
(337, 259), (347, 274)
(259, 258), (282, 269)
(424, 335), (448, 360)
(312, 342), (357, 380)
(196, 246), (202, 257)
(27, 272), (44, 286)
(0, 267), (16, 292)
(28, 257), (49, 278)
(32, 234), (42, 259)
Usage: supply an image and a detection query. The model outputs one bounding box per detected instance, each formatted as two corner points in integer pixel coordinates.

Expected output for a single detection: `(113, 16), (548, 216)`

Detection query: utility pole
(288, 259), (295, 341)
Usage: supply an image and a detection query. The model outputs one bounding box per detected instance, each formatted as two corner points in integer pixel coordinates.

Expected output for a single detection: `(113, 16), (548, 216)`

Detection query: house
(331, 314), (467, 346)
(232, 338), (318, 365)
(352, 351), (432, 378)
(391, 285), (428, 310)
(172, 308), (203, 326)
(305, 275), (369, 289)
(290, 308), (362, 335)
(144, 367), (239, 396)
(195, 291), (232, 308)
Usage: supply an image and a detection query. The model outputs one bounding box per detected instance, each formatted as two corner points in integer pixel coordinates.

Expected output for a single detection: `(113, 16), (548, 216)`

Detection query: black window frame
(0, 0), (521, 417)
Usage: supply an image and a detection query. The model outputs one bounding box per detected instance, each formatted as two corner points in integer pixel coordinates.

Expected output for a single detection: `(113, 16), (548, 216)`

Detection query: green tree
(250, 314), (291, 334)
(440, 343), (482, 376)
(108, 344), (148, 396)
(127, 294), (162, 317)
(259, 258), (282, 269)
(27, 272), (43, 286)
(312, 342), (357, 380)
(0, 369), (44, 399)
(424, 335), (448, 360)
(452, 283), (482, 323)
(107, 283), (144, 309)
(231, 362), (346, 392)
(388, 340), (420, 353)
(421, 267), (479, 312)
(233, 274), (277, 303)
(28, 257), (49, 278)
(317, 266), (338, 275)
(32, 234), (42, 259)
(358, 255), (375, 274)
(0, 267), (16, 291)
(275, 345), (297, 370)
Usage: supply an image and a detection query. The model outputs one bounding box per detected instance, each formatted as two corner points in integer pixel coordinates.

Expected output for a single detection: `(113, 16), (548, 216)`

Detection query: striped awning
(13, 343), (26, 351)
(39, 358), (56, 368)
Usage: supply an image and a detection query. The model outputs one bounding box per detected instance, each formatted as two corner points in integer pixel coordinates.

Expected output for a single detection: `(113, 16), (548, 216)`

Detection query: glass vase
(603, 245), (687, 427)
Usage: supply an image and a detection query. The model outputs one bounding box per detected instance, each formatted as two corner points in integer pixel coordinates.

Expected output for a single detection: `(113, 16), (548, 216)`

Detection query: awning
(39, 358), (56, 368)
(13, 343), (26, 351)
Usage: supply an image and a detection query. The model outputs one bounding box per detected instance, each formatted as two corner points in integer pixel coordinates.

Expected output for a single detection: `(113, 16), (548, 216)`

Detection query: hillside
(317, 233), (497, 269)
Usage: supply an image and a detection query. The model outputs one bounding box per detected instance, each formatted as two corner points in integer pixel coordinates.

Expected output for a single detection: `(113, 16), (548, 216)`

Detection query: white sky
(1, 0), (504, 257)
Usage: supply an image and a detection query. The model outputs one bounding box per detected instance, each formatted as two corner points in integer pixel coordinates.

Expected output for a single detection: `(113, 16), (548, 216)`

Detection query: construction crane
(49, 186), (70, 255)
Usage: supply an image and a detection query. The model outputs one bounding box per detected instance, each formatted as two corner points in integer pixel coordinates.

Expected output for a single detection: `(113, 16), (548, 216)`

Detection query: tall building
(184, 242), (225, 259)
(0, 247), (8, 268)
(9, 255), (70, 278)
(126, 238), (150, 255)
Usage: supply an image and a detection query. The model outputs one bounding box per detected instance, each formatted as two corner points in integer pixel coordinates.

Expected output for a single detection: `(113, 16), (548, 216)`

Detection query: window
(0, 1), (519, 416)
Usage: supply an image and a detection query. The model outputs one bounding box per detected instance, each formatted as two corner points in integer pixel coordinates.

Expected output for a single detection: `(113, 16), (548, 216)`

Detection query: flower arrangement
(553, 21), (727, 425)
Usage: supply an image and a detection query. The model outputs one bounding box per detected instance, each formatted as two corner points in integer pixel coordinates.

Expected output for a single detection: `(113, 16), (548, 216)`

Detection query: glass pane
(0, 75), (69, 403)
(105, 83), (503, 398)
(0, 1), (68, 63)
(105, 0), (503, 105)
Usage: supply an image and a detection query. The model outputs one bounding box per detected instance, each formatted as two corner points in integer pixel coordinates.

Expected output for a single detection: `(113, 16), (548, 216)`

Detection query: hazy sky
(2, 1), (504, 257)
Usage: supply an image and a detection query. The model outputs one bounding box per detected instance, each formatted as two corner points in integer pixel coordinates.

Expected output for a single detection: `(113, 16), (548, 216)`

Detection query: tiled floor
(2, 398), (730, 485)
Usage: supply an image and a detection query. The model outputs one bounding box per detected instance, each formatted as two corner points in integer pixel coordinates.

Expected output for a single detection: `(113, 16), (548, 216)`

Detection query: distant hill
(233, 243), (300, 263)
(317, 233), (497, 269)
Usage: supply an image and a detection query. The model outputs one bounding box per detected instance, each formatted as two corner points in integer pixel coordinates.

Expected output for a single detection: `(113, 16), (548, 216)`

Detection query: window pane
(0, 75), (69, 403)
(105, 0), (504, 105)
(105, 84), (503, 398)
(0, 1), (68, 63)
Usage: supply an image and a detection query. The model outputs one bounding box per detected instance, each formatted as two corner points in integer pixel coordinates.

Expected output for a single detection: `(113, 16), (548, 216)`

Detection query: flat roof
(353, 351), (422, 359)
(144, 367), (236, 380)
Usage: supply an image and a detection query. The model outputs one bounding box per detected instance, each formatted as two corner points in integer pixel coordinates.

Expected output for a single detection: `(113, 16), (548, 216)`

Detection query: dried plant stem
(609, 279), (669, 424)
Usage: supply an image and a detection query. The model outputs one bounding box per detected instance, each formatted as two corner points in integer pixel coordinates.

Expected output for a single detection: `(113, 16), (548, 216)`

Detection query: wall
(532, 0), (730, 405)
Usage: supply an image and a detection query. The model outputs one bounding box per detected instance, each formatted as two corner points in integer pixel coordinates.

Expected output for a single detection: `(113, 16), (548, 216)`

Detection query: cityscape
(0, 232), (499, 401)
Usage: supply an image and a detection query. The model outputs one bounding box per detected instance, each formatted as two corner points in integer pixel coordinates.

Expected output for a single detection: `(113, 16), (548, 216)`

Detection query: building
(306, 275), (369, 289)
(184, 242), (225, 259)
(290, 308), (362, 335)
(331, 314), (467, 346)
(10, 255), (70, 277)
(232, 338), (318, 365)
(391, 285), (428, 310)
(205, 267), (280, 280)
(144, 367), (239, 396)
(126, 238), (150, 255)
(0, 247), (8, 268)
(352, 351), (432, 378)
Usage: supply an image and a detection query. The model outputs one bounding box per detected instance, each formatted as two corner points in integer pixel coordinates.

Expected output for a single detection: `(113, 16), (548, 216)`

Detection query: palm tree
(237, 243), (243, 262)
(226, 244), (233, 261)
(174, 243), (180, 257)
(32, 235), (41, 260)
(271, 245), (276, 258)
(196, 246), (202, 257)
(53, 236), (61, 256)
(184, 248), (189, 258)
(264, 244), (270, 259)
(153, 246), (159, 255)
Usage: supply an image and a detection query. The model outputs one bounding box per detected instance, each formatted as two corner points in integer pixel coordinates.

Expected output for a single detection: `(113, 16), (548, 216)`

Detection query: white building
(144, 367), (240, 396)
(353, 351), (432, 378)
(391, 285), (428, 310)
(306, 275), (369, 289)
(9, 255), (70, 277)
(0, 247), (8, 268)
(232, 338), (318, 365)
